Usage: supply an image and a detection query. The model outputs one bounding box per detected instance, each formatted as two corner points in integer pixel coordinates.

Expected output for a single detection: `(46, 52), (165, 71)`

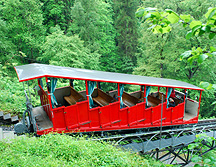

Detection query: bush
(0, 134), (164, 167)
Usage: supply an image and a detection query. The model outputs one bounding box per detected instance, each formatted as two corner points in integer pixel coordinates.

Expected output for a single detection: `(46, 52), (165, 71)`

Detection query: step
(11, 116), (19, 124)
(3, 113), (11, 123)
(0, 128), (16, 141)
(0, 111), (20, 125)
(0, 111), (3, 120)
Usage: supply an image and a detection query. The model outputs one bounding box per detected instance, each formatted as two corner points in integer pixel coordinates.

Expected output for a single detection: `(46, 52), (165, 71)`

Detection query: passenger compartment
(147, 95), (161, 107)
(64, 86), (86, 105)
(92, 88), (117, 107)
(122, 92), (141, 107)
(130, 91), (162, 107)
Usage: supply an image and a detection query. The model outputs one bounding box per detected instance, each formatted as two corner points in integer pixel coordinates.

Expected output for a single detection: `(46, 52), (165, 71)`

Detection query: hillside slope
(0, 134), (164, 167)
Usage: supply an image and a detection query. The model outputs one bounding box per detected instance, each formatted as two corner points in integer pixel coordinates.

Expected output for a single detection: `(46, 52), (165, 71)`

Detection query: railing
(39, 85), (52, 121)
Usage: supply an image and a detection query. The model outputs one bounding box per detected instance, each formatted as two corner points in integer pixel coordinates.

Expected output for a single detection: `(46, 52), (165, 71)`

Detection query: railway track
(1, 115), (216, 166)
(89, 119), (216, 166)
(89, 119), (216, 141)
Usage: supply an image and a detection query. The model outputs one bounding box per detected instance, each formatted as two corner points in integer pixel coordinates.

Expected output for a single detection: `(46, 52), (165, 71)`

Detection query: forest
(0, 0), (216, 118)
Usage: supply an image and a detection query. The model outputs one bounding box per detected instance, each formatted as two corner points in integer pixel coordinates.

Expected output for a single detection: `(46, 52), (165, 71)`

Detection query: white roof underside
(14, 63), (203, 90)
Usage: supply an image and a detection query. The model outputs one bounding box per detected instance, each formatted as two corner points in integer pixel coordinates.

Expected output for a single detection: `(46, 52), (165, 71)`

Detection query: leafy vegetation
(188, 134), (216, 166)
(0, 134), (164, 166)
(1, 0), (215, 117)
(0, 1), (216, 166)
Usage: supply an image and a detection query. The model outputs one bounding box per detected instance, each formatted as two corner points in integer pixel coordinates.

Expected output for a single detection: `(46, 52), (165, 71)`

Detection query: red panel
(64, 105), (79, 129)
(89, 107), (100, 128)
(144, 107), (152, 126)
(99, 102), (120, 128)
(110, 102), (120, 128)
(128, 105), (137, 126)
(172, 103), (184, 124)
(136, 102), (145, 126)
(77, 101), (90, 128)
(52, 107), (66, 130)
(152, 104), (162, 125)
(127, 102), (145, 127)
(119, 106), (128, 127)
(100, 106), (110, 127)
(163, 107), (172, 124)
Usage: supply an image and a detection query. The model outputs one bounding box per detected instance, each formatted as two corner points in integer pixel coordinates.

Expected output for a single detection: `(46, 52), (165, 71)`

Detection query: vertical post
(160, 94), (163, 148)
(46, 77), (53, 110)
(69, 79), (74, 87)
(158, 87), (160, 93)
(97, 82), (99, 89)
(197, 90), (202, 117)
(85, 81), (89, 105)
(165, 87), (168, 105)
(144, 85), (146, 110)
(184, 89), (187, 118)
(118, 83), (120, 101)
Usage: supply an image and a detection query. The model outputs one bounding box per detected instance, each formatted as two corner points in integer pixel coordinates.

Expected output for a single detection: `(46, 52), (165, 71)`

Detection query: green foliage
(39, 26), (100, 70)
(0, 134), (159, 166)
(136, 4), (216, 65)
(136, 7), (176, 34)
(135, 0), (216, 117)
(0, 0), (45, 62)
(0, 0), (216, 119)
(113, 0), (139, 73)
(188, 134), (216, 166)
(41, 0), (74, 33)
(0, 18), (16, 64)
(70, 0), (117, 72)
(0, 64), (40, 116)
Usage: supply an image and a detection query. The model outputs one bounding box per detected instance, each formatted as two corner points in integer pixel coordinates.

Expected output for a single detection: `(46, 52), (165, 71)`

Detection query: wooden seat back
(64, 86), (85, 105)
(158, 92), (166, 102)
(93, 88), (117, 107)
(148, 95), (162, 107)
(122, 91), (140, 107)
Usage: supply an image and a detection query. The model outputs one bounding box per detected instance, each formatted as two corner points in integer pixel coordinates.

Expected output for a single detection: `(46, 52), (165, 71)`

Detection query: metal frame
(111, 124), (216, 166)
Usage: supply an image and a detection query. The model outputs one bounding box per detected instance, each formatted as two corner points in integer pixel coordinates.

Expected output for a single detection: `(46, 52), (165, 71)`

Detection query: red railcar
(14, 63), (203, 135)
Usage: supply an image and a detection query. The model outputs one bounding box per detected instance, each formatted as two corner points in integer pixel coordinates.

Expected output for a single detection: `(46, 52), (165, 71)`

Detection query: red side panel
(100, 102), (120, 129)
(144, 107), (152, 126)
(163, 107), (172, 124)
(172, 103), (184, 124)
(119, 106), (129, 127)
(110, 102), (121, 128)
(64, 105), (79, 129)
(128, 102), (146, 127)
(89, 107), (100, 129)
(152, 104), (162, 125)
(77, 101), (90, 128)
(100, 106), (110, 128)
(136, 102), (146, 126)
(128, 105), (138, 126)
(52, 107), (67, 131)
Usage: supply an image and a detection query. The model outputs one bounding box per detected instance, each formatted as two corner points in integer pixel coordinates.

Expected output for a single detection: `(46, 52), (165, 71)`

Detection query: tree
(136, 2), (216, 117)
(0, 17), (16, 65)
(38, 26), (100, 70)
(40, 0), (74, 33)
(0, 0), (45, 63)
(113, 0), (140, 73)
(69, 0), (117, 72)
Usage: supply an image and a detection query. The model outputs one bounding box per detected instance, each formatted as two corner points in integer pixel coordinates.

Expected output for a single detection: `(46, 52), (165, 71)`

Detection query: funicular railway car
(14, 63), (204, 135)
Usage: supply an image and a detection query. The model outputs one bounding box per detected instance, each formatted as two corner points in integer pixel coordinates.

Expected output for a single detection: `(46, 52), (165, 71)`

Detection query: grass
(0, 134), (165, 167)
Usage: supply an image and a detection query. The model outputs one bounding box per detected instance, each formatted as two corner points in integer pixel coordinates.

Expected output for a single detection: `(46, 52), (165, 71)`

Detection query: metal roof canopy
(14, 63), (203, 90)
